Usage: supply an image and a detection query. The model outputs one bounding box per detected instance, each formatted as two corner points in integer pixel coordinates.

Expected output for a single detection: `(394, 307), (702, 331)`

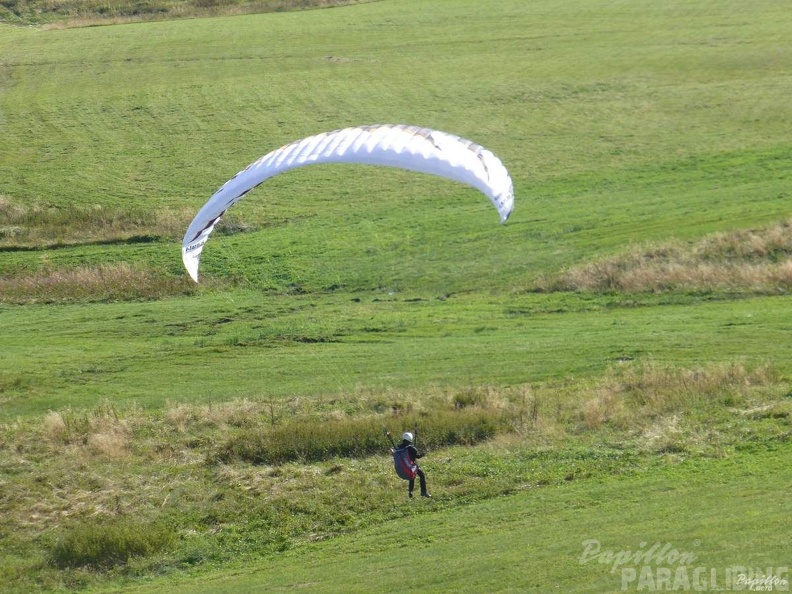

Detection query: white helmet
(402, 432), (414, 443)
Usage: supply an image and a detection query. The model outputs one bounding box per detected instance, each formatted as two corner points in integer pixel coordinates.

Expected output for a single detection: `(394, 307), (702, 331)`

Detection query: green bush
(49, 518), (175, 569)
(215, 408), (510, 465)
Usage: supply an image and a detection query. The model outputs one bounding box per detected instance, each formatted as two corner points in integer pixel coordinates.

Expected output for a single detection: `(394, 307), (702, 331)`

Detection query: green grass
(4, 291), (792, 419)
(0, 0), (375, 27)
(109, 445), (792, 593)
(1, 0), (792, 591)
(1, 0), (790, 294)
(1, 359), (788, 592)
(49, 518), (176, 570)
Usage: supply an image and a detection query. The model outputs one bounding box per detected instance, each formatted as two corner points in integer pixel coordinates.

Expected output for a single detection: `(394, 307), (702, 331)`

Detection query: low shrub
(215, 407), (510, 465)
(48, 518), (175, 569)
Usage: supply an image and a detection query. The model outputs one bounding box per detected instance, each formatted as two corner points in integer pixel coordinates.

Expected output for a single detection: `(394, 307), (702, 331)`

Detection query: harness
(392, 445), (417, 480)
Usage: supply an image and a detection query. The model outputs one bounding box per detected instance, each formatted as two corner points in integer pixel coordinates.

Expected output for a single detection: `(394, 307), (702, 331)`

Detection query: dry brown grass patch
(165, 398), (264, 431)
(87, 423), (132, 459)
(582, 385), (627, 429)
(0, 198), (192, 246)
(0, 262), (197, 303)
(541, 220), (792, 293)
(42, 411), (69, 442)
(575, 360), (779, 433)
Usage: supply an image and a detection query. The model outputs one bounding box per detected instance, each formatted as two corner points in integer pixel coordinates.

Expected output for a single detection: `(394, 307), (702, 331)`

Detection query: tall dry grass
(0, 198), (190, 247)
(578, 360), (779, 430)
(0, 262), (197, 303)
(540, 220), (792, 294)
(42, 401), (133, 459)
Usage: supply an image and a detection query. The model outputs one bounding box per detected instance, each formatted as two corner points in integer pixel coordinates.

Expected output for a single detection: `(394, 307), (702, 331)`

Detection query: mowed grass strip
(0, 1), (792, 292)
(3, 0), (790, 199)
(1, 0), (791, 297)
(4, 290), (792, 419)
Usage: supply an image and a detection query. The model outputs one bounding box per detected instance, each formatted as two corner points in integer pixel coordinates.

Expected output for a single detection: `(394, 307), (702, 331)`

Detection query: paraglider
(384, 427), (431, 498)
(182, 124), (514, 282)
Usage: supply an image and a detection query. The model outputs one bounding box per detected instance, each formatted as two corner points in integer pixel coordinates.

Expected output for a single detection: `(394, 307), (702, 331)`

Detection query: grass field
(1, 0), (791, 591)
(111, 446), (792, 593)
(0, 0), (375, 27)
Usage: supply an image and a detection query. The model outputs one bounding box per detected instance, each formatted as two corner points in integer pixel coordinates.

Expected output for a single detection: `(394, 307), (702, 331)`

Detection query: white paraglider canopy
(182, 124), (514, 282)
